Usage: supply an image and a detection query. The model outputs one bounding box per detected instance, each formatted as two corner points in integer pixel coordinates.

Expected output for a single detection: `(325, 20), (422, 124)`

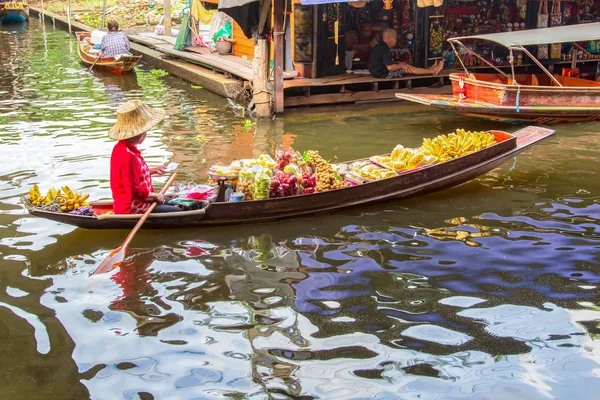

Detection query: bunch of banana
(58, 186), (90, 212)
(421, 129), (496, 163)
(28, 184), (62, 206)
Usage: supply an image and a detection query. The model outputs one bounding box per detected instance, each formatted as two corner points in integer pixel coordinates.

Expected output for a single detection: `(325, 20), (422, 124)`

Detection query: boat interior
(456, 72), (600, 88)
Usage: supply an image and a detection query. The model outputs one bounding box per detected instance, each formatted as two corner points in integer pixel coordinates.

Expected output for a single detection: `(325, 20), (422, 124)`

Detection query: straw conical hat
(108, 99), (165, 140)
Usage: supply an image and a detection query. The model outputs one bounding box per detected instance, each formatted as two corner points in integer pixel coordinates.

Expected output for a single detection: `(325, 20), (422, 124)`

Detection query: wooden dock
(128, 32), (452, 107)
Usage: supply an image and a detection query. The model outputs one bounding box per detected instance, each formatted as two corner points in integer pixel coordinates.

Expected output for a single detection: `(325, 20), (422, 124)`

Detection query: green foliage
(151, 69), (169, 78)
(79, 13), (102, 28)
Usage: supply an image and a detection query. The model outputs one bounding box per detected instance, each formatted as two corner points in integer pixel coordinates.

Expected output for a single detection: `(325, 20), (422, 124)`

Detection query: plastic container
(229, 192), (244, 202)
(90, 30), (107, 45)
(224, 185), (233, 202)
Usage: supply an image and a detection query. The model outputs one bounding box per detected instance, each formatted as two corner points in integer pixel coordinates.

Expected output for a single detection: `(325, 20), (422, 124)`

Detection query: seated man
(596, 61), (600, 81)
(100, 20), (131, 59)
(368, 29), (443, 79)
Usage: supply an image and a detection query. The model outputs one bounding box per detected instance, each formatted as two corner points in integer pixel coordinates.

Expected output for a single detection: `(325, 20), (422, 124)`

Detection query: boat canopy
(449, 22), (600, 48)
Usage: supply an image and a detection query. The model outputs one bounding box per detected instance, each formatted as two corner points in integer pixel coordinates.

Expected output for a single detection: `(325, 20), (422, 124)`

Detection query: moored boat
(396, 23), (600, 124)
(24, 126), (555, 229)
(75, 31), (141, 73)
(0, 1), (29, 24)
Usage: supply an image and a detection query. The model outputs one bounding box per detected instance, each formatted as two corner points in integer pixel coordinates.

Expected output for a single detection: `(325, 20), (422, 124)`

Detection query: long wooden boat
(25, 126), (554, 229)
(75, 31), (141, 73)
(396, 23), (600, 124)
(0, 1), (29, 23)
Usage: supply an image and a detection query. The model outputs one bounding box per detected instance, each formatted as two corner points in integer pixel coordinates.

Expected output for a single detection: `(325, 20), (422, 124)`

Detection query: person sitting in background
(370, 32), (381, 49)
(100, 20), (131, 59)
(368, 29), (444, 79)
(596, 61), (600, 81)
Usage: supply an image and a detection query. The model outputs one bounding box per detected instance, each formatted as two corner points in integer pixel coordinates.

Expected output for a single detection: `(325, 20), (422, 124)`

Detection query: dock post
(253, 38), (272, 118)
(273, 0), (284, 114)
(164, 0), (172, 37)
(101, 0), (107, 30)
(67, 0), (72, 34)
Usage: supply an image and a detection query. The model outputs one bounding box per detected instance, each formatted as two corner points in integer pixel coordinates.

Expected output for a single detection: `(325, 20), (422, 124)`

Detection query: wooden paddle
(88, 55), (101, 73)
(93, 173), (178, 275)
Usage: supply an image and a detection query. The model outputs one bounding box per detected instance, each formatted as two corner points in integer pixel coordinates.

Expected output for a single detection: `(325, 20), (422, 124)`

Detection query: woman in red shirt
(109, 100), (181, 214)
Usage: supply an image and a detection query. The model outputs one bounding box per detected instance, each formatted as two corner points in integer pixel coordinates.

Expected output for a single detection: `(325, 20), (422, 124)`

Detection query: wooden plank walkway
(128, 34), (254, 80)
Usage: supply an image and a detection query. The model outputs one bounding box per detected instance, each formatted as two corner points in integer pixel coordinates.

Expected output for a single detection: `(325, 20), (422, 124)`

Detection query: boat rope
(509, 49), (520, 113)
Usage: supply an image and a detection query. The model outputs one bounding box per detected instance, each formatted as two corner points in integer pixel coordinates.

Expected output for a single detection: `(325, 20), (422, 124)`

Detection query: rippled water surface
(1, 20), (600, 400)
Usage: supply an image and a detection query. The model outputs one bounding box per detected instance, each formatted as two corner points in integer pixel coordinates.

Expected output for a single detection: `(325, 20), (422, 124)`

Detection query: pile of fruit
(305, 151), (349, 192)
(300, 172), (317, 194)
(270, 172), (299, 198)
(27, 184), (90, 212)
(211, 129), (499, 202)
(421, 129), (496, 163)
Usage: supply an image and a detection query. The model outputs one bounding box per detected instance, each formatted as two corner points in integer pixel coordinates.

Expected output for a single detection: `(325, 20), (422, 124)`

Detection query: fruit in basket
(421, 129), (496, 163)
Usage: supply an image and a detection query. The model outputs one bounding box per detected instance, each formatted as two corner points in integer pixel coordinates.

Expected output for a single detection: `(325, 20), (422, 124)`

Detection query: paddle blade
(93, 246), (125, 275)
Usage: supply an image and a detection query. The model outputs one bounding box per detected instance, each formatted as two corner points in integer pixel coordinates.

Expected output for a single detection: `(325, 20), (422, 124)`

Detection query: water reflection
(25, 223), (600, 398)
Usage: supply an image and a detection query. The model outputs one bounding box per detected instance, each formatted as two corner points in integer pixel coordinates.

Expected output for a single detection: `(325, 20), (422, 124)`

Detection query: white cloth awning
(218, 0), (257, 8)
(449, 22), (600, 48)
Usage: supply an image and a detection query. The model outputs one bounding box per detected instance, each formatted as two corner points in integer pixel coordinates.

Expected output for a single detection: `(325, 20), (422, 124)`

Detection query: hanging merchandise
(549, 0), (562, 59)
(429, 13), (444, 62)
(550, 0), (562, 26)
(294, 5), (313, 63)
(537, 0), (549, 60)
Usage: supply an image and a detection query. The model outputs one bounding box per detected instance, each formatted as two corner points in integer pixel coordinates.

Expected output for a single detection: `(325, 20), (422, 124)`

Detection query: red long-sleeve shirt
(110, 140), (154, 214)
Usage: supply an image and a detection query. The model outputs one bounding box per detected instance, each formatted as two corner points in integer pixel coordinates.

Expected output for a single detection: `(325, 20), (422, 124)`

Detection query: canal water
(1, 19), (599, 400)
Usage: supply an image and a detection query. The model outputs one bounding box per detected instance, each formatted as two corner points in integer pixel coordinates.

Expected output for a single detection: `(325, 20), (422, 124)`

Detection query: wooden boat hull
(75, 31), (141, 73)
(26, 126), (555, 229)
(397, 72), (600, 124)
(396, 93), (600, 124)
(0, 6), (28, 23)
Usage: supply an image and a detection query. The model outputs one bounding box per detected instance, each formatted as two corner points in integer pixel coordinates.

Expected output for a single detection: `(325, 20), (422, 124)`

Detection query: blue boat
(0, 1), (29, 24)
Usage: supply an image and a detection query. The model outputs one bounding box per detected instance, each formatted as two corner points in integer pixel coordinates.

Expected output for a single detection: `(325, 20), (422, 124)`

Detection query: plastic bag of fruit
(257, 154), (277, 170)
(269, 171), (300, 198)
(282, 163), (302, 178)
(300, 171), (317, 194)
(253, 168), (272, 200)
(237, 167), (257, 200)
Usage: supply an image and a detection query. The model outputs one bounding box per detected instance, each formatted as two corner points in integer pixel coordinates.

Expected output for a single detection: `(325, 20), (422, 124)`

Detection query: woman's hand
(148, 193), (164, 204)
(150, 165), (168, 175)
